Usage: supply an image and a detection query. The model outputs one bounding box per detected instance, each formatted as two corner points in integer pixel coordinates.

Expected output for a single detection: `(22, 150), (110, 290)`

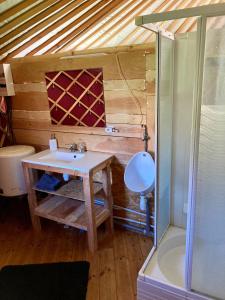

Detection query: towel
(35, 174), (61, 191)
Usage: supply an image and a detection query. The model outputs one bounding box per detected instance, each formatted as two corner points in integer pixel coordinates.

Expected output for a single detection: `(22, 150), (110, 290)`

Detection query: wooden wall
(9, 44), (156, 224)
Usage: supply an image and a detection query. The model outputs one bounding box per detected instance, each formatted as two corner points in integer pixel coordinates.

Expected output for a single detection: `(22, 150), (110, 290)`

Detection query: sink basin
(39, 150), (85, 163)
(22, 148), (113, 173)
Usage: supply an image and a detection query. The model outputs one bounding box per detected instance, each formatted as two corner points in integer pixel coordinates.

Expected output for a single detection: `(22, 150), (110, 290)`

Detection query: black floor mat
(0, 261), (90, 300)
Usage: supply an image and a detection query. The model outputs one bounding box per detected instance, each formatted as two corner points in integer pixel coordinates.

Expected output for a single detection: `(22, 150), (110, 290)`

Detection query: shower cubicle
(136, 4), (225, 300)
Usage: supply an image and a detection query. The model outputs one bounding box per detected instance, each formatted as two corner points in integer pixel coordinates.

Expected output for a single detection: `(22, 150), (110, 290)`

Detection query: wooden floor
(0, 197), (153, 300)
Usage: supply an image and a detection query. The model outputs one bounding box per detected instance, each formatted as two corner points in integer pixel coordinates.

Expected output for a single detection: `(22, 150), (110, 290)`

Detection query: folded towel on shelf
(35, 174), (61, 191)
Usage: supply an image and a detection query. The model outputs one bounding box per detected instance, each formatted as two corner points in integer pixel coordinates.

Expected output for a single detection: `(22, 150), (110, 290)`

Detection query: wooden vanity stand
(22, 155), (114, 253)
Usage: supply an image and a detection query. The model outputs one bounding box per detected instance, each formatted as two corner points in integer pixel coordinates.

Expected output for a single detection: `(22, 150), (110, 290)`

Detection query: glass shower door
(191, 16), (225, 299)
(156, 33), (174, 245)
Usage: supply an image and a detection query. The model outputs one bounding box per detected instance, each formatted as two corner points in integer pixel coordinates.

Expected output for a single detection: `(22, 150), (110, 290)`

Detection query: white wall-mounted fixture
(124, 151), (155, 211)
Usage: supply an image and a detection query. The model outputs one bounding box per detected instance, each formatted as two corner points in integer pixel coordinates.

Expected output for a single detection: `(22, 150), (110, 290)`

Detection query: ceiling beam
(1, 0), (224, 59)
(0, 0), (57, 37)
(3, 43), (152, 65)
(87, 0), (158, 49)
(29, 0), (112, 55)
(55, 0), (128, 53)
(72, 0), (134, 50)
(0, 0), (37, 21)
(96, 0), (166, 48)
(0, 0), (85, 57)
(6, 0), (97, 58)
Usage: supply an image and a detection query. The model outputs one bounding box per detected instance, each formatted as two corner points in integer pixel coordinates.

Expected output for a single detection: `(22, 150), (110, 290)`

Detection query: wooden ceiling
(0, 0), (225, 60)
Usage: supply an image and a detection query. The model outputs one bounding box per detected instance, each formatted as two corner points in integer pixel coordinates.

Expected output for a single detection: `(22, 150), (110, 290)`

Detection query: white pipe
(114, 204), (155, 219)
(95, 199), (155, 219)
(114, 221), (147, 235)
(113, 204), (145, 216)
(114, 216), (154, 229)
(140, 194), (147, 211)
(114, 216), (146, 226)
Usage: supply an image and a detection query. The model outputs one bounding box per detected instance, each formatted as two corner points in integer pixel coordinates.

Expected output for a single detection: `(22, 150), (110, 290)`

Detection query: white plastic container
(49, 133), (57, 151)
(0, 145), (35, 196)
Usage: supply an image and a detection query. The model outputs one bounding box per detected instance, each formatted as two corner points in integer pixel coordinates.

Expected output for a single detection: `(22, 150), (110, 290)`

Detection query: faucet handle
(77, 142), (87, 153)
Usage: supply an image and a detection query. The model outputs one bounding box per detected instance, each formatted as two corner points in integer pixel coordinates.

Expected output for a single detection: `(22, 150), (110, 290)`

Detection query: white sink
(39, 150), (85, 163)
(22, 148), (113, 173)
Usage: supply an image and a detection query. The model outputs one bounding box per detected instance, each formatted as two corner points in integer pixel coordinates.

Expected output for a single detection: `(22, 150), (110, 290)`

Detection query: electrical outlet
(105, 126), (119, 133)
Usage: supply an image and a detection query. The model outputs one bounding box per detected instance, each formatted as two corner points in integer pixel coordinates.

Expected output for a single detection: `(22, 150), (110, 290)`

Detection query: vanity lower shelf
(35, 195), (110, 231)
(33, 179), (103, 202)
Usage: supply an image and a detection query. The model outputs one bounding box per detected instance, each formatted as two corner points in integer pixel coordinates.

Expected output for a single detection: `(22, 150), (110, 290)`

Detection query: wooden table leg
(83, 175), (98, 252)
(102, 165), (114, 235)
(23, 164), (41, 232)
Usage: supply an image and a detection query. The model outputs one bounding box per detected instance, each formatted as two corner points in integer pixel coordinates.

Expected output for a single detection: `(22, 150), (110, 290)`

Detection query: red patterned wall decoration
(45, 68), (106, 127)
(0, 114), (8, 147)
(0, 97), (9, 147)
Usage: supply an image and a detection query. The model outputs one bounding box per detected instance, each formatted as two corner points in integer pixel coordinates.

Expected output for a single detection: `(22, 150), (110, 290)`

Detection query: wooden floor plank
(124, 231), (146, 299)
(99, 248), (117, 300)
(138, 234), (153, 259)
(113, 230), (135, 300)
(86, 252), (100, 300)
(0, 197), (152, 299)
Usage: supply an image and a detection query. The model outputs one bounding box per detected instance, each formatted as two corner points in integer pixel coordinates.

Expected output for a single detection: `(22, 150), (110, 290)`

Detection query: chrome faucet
(67, 142), (86, 153)
(68, 143), (77, 152)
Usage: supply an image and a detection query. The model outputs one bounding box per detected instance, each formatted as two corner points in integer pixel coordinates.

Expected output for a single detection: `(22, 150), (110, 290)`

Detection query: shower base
(137, 226), (212, 300)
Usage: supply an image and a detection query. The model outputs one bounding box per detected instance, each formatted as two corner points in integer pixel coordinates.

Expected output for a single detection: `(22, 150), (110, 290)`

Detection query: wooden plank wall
(9, 44), (156, 224)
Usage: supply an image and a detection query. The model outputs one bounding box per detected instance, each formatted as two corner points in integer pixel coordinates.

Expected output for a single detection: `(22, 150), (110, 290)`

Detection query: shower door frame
(185, 11), (225, 293)
(136, 26), (175, 278)
(136, 23), (175, 250)
(155, 32), (175, 247)
(184, 15), (206, 291)
(136, 3), (225, 294)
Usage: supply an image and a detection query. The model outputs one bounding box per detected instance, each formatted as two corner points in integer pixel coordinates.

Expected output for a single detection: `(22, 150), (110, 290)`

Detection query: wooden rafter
(0, 0), (58, 38)
(72, 0), (135, 50)
(6, 0), (97, 58)
(31, 0), (113, 55)
(0, 0), (36, 22)
(96, 0), (165, 48)
(84, 0), (157, 49)
(1, 0), (225, 59)
(28, 0), (122, 54)
(0, 0), (80, 57)
(54, 0), (128, 53)
(71, 0), (167, 50)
